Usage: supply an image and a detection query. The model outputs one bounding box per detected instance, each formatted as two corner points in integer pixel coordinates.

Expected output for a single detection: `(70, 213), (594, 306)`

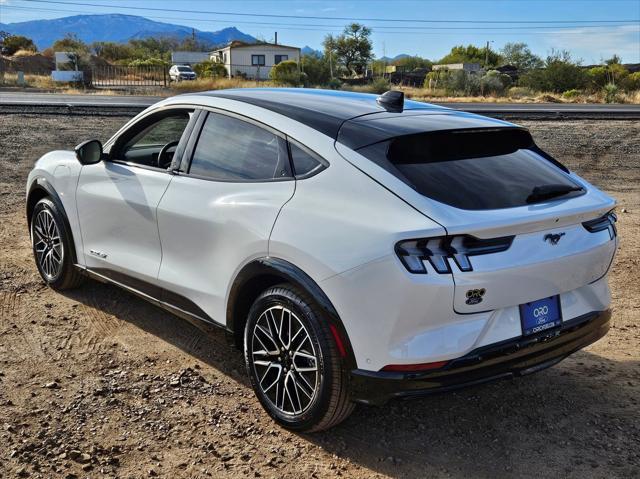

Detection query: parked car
(169, 64), (197, 81)
(26, 89), (617, 431)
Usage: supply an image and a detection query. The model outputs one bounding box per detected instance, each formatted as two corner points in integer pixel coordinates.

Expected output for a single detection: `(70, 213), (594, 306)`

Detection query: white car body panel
(26, 90), (618, 376)
(76, 161), (172, 282)
(155, 174), (295, 323)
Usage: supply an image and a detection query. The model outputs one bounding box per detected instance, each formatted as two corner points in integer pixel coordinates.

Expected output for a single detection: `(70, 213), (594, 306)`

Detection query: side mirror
(75, 139), (103, 165)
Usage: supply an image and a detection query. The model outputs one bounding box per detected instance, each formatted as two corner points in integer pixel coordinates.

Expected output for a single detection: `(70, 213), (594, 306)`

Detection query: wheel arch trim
(27, 177), (78, 264)
(227, 257), (357, 369)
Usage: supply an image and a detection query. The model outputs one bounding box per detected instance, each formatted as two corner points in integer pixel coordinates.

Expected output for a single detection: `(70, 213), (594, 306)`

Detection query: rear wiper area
(526, 184), (583, 204)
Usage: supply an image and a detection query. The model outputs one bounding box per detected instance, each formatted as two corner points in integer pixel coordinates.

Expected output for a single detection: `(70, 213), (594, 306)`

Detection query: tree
(91, 41), (133, 62)
(394, 55), (432, 71)
(520, 50), (586, 93)
(52, 34), (90, 55)
(2, 34), (37, 55)
(323, 23), (373, 77)
(438, 45), (501, 67)
(301, 53), (331, 86)
(500, 43), (543, 71)
(52, 34), (91, 69)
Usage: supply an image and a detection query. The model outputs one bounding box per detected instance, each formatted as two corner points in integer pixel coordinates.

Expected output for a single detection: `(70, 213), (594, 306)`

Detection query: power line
(4, 4), (638, 32)
(17, 0), (640, 24)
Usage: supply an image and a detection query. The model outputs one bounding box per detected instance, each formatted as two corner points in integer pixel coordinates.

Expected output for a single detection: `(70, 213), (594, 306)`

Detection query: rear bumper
(350, 309), (610, 405)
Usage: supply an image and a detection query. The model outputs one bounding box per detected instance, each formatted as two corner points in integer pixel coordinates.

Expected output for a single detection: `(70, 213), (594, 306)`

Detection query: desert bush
(128, 58), (168, 67)
(520, 50), (586, 93)
(603, 83), (620, 103)
(269, 60), (302, 86)
(423, 71), (441, 89)
(562, 89), (582, 99)
(480, 70), (512, 95)
(623, 72), (640, 91)
(327, 78), (342, 90)
(507, 86), (535, 98)
(368, 77), (391, 94)
(441, 70), (481, 96)
(587, 64), (629, 91)
(193, 60), (227, 78)
(480, 74), (505, 95)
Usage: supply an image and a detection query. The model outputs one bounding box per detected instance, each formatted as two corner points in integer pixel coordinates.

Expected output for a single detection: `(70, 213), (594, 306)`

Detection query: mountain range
(0, 13), (258, 49)
(0, 13), (402, 59)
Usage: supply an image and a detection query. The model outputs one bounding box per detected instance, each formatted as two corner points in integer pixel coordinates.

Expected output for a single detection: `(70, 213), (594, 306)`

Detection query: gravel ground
(0, 115), (639, 479)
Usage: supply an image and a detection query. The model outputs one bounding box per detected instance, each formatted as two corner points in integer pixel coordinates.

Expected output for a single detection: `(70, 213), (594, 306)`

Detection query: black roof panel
(197, 88), (516, 149)
(201, 88), (443, 138)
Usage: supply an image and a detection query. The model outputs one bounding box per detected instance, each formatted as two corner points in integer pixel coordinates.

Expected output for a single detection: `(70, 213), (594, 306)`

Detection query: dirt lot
(0, 114), (638, 479)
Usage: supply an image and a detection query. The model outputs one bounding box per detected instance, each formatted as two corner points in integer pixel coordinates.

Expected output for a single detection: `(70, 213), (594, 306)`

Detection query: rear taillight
(395, 235), (514, 274)
(582, 210), (617, 239)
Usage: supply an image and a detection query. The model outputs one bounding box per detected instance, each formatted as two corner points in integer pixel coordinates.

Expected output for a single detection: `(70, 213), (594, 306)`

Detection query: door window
(189, 112), (291, 181)
(115, 111), (191, 168)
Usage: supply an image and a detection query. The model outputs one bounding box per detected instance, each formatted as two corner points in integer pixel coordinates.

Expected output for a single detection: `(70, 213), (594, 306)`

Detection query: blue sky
(1, 0), (639, 63)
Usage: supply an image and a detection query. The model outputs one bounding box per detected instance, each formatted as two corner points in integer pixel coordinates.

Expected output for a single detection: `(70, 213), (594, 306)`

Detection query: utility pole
(329, 49), (334, 79)
(485, 40), (489, 67)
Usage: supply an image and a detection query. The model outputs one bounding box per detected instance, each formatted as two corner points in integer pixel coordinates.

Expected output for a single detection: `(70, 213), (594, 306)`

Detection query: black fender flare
(227, 257), (357, 369)
(27, 176), (78, 264)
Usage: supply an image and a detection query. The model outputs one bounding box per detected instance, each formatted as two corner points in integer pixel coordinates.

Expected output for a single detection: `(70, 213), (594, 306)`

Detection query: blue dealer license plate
(519, 296), (562, 336)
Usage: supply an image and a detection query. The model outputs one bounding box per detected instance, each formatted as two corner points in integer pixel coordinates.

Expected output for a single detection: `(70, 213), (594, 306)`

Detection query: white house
(210, 41), (300, 80)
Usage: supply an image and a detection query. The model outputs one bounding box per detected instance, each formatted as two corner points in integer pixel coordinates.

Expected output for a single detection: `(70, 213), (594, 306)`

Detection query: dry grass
(2, 72), (639, 103)
(169, 76), (275, 92)
(0, 73), (56, 89)
(400, 85), (640, 104)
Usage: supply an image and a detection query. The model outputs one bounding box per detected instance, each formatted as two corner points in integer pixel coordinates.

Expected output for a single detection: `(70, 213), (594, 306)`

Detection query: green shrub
(603, 83), (620, 103)
(269, 60), (302, 86)
(368, 77), (391, 94)
(587, 64), (629, 91)
(586, 66), (608, 90)
(424, 71), (441, 89)
(562, 89), (582, 99)
(193, 61), (227, 78)
(327, 78), (342, 90)
(520, 51), (586, 93)
(623, 72), (640, 91)
(128, 57), (168, 67)
(507, 86), (535, 98)
(301, 54), (331, 86)
(480, 70), (512, 96)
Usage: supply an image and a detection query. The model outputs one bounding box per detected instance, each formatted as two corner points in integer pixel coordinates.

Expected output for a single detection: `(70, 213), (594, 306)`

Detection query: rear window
(357, 128), (583, 210)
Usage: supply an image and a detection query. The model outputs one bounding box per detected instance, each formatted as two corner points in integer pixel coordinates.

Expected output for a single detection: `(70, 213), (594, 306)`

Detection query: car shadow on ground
(63, 281), (639, 479)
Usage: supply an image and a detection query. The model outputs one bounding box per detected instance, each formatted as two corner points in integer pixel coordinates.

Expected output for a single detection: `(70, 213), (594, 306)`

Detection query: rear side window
(289, 142), (325, 178)
(357, 128), (582, 210)
(189, 112), (291, 181)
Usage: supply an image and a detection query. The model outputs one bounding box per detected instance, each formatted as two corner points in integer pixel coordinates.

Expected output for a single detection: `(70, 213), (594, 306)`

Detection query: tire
(30, 197), (84, 291)
(244, 283), (355, 432)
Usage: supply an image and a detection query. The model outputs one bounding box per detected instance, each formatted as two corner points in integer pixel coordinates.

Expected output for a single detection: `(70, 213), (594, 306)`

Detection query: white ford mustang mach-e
(26, 89), (618, 431)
